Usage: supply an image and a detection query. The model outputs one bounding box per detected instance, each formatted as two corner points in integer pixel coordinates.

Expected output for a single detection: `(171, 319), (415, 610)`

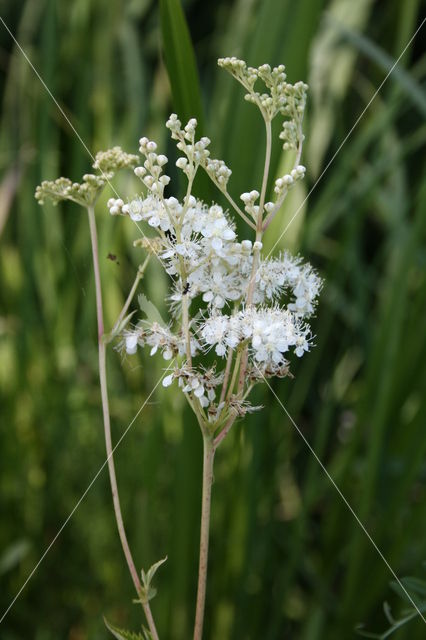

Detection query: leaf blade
(159, 0), (204, 128)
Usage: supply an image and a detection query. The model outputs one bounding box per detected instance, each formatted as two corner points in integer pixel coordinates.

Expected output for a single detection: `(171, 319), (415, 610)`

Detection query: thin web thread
(0, 17), (169, 624)
(265, 16), (426, 257)
(258, 370), (426, 625)
(2, 9), (425, 629)
(0, 366), (171, 625)
(0, 16), (158, 257)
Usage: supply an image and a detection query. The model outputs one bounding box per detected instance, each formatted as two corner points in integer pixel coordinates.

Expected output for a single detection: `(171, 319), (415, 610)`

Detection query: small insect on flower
(164, 229), (176, 243)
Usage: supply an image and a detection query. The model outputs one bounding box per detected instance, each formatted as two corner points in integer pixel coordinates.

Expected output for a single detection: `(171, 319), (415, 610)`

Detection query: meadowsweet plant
(36, 57), (322, 640)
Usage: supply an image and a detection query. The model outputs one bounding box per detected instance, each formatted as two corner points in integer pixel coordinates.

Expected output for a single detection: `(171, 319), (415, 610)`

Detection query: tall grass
(0, 1), (425, 638)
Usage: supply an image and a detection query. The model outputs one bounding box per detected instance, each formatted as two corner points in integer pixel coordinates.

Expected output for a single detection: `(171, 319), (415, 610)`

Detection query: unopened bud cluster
(274, 165), (306, 199)
(35, 147), (139, 207)
(218, 57), (308, 131)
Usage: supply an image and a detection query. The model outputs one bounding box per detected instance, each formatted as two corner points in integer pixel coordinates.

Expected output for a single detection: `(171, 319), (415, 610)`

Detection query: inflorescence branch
(35, 56), (321, 640)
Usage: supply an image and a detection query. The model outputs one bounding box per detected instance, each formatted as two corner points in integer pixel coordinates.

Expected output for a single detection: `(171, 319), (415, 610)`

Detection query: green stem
(111, 255), (150, 336)
(262, 121), (303, 231)
(213, 413), (237, 450)
(226, 347), (242, 401)
(219, 348), (234, 405)
(236, 119), (271, 397)
(87, 205), (159, 640)
(193, 432), (215, 640)
(221, 188), (256, 229)
(258, 119), (272, 217)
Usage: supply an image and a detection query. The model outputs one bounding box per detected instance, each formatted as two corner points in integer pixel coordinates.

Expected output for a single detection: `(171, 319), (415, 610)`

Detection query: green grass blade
(330, 18), (426, 117)
(159, 0), (204, 128)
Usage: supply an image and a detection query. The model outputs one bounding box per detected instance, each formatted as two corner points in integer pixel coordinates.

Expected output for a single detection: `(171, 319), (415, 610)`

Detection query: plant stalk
(87, 205), (159, 640)
(236, 119), (271, 396)
(110, 255), (150, 337)
(193, 432), (215, 640)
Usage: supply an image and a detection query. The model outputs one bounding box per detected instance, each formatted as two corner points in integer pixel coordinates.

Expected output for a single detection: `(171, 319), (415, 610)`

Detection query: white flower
(123, 199), (144, 221)
(199, 306), (311, 373)
(113, 82), (320, 409)
(200, 314), (230, 355)
(125, 334), (138, 354)
(200, 206), (236, 254)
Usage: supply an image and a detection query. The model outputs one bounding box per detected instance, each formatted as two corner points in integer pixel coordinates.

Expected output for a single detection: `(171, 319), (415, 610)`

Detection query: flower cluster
(35, 174), (107, 207)
(218, 57), (308, 129)
(35, 147), (139, 207)
(123, 321), (200, 360)
(92, 147), (139, 178)
(200, 307), (311, 367)
(163, 366), (224, 411)
(110, 189), (320, 314)
(107, 57), (321, 425)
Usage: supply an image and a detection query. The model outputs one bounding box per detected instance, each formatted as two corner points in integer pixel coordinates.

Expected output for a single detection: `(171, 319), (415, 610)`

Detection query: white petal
(223, 228), (236, 240)
(148, 216), (160, 227)
(215, 343), (226, 356)
(163, 373), (174, 387)
(125, 335), (138, 354)
(211, 237), (223, 252)
(194, 385), (205, 398)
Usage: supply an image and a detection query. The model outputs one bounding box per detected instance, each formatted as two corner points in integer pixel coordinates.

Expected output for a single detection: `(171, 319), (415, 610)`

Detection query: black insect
(182, 282), (190, 295)
(164, 229), (176, 243)
(107, 253), (120, 265)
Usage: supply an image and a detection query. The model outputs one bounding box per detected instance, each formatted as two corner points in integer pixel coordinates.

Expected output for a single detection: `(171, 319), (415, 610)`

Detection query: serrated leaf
(104, 617), (145, 640)
(137, 556), (167, 603)
(138, 293), (166, 326)
(145, 556), (167, 586)
(142, 627), (153, 640)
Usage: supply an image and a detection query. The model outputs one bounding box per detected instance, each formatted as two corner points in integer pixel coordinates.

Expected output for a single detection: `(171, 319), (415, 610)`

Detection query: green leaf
(0, 540), (30, 575)
(138, 293), (166, 326)
(390, 576), (426, 598)
(104, 617), (145, 640)
(159, 0), (204, 128)
(143, 555), (168, 588)
(104, 310), (137, 344)
(137, 556), (167, 604)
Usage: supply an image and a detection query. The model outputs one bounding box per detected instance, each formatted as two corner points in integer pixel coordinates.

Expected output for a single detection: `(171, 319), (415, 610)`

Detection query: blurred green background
(1, 0), (426, 638)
